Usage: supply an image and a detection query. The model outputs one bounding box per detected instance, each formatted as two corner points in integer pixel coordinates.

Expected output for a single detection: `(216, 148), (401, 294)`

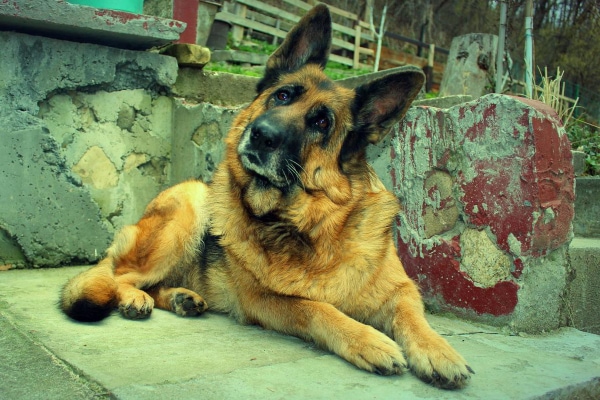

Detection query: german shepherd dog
(61, 5), (472, 389)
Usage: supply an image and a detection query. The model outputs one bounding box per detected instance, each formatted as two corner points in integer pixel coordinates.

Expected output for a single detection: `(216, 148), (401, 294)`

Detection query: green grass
(206, 62), (265, 77)
(203, 35), (374, 80)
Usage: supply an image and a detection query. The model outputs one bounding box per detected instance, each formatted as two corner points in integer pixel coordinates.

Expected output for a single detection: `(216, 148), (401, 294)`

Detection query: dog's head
(227, 5), (423, 216)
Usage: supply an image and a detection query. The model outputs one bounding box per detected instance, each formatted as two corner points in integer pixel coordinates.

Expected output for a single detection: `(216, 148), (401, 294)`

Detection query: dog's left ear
(257, 4), (332, 93)
(352, 69), (425, 145)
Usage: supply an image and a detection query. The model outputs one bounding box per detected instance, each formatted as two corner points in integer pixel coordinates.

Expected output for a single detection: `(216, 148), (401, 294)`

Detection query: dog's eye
(314, 116), (329, 131)
(276, 90), (290, 103)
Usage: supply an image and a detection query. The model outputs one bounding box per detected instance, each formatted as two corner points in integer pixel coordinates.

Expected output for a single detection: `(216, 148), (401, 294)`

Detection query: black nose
(249, 117), (284, 152)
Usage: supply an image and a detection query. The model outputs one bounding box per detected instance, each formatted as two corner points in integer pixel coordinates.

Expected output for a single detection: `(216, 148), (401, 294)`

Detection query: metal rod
(524, 0), (534, 97)
(495, 1), (507, 93)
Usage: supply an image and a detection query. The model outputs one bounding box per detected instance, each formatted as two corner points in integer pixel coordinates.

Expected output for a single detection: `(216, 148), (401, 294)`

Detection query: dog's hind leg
(110, 181), (212, 319)
(60, 181), (211, 322)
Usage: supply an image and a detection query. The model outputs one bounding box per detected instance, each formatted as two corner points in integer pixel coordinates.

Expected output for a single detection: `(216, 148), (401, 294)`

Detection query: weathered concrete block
(39, 90), (173, 232)
(172, 69), (258, 106)
(171, 101), (237, 184)
(567, 238), (600, 334)
(0, 126), (112, 267)
(439, 34), (497, 98)
(573, 177), (600, 238)
(0, 0), (185, 50)
(369, 94), (575, 332)
(571, 150), (586, 176)
(0, 31), (178, 118)
(0, 31), (178, 267)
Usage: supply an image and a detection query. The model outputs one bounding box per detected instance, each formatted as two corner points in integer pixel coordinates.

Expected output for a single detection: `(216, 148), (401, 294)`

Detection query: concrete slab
(0, 0), (185, 50)
(0, 267), (599, 399)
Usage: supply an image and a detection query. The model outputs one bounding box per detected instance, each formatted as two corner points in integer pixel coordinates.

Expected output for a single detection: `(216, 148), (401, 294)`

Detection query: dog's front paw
(118, 289), (154, 319)
(343, 326), (407, 376)
(171, 290), (207, 317)
(405, 333), (473, 389)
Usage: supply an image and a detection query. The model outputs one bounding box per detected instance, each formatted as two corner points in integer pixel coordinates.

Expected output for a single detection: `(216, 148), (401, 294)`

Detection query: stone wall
(0, 31), (236, 268)
(38, 90), (172, 230)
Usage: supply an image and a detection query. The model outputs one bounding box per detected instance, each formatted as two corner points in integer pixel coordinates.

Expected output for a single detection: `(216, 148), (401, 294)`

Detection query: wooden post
(353, 24), (361, 69)
(272, 19), (280, 46)
(423, 43), (435, 92)
(231, 3), (247, 47)
(173, 0), (199, 44)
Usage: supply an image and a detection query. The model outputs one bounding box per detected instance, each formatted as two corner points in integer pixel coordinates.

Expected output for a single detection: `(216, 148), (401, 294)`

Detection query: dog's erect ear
(257, 5), (332, 93)
(350, 69), (424, 146)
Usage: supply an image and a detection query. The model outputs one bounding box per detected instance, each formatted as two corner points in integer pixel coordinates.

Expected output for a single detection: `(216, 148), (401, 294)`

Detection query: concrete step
(0, 0), (184, 50)
(0, 267), (599, 399)
(574, 177), (600, 238)
(567, 237), (600, 335)
(568, 174), (600, 336)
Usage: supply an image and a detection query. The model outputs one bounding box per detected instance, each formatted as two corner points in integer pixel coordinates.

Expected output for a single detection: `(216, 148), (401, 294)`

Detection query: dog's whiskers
(286, 160), (305, 190)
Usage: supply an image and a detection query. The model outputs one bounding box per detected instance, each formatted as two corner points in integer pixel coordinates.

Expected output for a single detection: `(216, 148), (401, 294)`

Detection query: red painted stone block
(376, 94), (574, 324)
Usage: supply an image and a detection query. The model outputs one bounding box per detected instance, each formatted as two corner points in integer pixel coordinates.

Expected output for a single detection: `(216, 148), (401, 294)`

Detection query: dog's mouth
(240, 152), (300, 189)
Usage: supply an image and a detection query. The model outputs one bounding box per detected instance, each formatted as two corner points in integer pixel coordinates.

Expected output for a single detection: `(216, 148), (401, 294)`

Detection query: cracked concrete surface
(0, 267), (599, 399)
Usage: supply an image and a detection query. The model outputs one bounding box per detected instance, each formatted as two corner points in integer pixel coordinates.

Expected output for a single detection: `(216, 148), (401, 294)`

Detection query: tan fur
(60, 5), (472, 389)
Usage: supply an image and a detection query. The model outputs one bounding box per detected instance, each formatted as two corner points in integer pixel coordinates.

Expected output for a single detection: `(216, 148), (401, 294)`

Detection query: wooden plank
(281, 0), (311, 13)
(329, 53), (352, 67)
(237, 0), (301, 24)
(329, 53), (368, 69)
(245, 8), (293, 32)
(281, 0), (370, 29)
(217, 11), (288, 39)
(282, 0), (369, 28)
(239, 0), (372, 40)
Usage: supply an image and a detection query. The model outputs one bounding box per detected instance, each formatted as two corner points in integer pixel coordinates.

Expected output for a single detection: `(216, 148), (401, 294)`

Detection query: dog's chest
(253, 233), (384, 307)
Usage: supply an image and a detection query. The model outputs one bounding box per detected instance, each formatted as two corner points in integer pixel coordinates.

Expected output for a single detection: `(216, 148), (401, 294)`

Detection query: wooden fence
(216, 0), (376, 69)
(215, 0), (448, 89)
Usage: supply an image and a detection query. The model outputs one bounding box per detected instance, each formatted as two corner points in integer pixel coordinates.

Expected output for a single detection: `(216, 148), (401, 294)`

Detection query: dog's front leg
(391, 279), (473, 389)
(240, 293), (407, 376)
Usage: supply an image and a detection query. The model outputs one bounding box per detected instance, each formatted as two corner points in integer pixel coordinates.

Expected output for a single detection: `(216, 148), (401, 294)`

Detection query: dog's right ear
(257, 5), (332, 93)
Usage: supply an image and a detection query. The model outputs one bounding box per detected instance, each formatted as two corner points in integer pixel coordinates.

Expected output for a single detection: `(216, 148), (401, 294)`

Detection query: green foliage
(566, 119), (600, 176)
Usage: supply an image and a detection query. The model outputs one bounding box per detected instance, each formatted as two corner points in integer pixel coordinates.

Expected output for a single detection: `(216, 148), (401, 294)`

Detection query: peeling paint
(377, 94), (574, 326)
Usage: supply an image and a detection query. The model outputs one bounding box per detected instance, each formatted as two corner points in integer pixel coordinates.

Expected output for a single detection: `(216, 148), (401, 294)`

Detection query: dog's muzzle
(238, 115), (300, 189)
